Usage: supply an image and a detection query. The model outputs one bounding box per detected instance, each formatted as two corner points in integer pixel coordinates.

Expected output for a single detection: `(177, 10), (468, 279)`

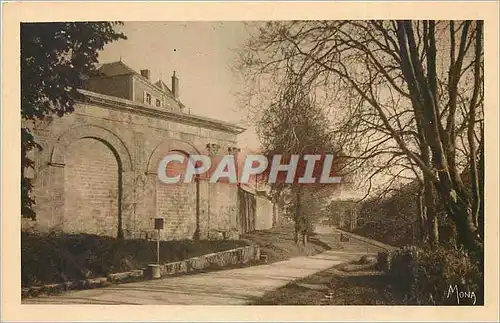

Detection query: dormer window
(146, 93), (152, 105)
(155, 98), (161, 107)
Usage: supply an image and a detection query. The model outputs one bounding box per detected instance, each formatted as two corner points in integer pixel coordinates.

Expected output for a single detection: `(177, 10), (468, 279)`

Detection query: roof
(154, 80), (176, 100)
(97, 61), (179, 102)
(96, 61), (137, 77)
(78, 89), (247, 135)
(91, 61), (242, 132)
(155, 80), (168, 91)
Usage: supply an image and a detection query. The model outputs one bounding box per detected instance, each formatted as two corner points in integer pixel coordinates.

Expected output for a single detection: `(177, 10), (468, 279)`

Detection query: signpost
(147, 217), (164, 279)
(154, 218), (164, 265)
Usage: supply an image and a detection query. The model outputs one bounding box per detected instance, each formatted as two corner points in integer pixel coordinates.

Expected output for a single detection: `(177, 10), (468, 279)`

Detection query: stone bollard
(146, 264), (161, 279)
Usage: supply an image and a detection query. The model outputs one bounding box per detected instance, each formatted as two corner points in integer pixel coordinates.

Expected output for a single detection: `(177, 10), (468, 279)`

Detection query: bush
(376, 251), (390, 271)
(379, 245), (483, 305)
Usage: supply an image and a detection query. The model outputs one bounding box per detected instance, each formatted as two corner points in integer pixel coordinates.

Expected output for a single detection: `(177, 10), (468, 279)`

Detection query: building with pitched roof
(25, 61), (249, 241)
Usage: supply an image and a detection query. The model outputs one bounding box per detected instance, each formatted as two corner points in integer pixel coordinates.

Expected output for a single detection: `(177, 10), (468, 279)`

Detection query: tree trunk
(436, 184), (482, 255)
(302, 205), (309, 246)
(417, 187), (428, 243)
(424, 177), (439, 245)
(294, 186), (302, 244)
(478, 135), (484, 240)
(397, 21), (481, 255)
(429, 213), (439, 246)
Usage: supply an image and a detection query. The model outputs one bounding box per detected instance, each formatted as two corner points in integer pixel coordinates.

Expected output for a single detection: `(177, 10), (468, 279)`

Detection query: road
(23, 227), (383, 305)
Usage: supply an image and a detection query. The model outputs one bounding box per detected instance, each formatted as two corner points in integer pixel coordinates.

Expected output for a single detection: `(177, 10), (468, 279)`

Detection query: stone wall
(237, 186), (275, 233)
(272, 203), (283, 227)
(238, 187), (256, 233)
(159, 245), (260, 276)
(209, 182), (238, 232)
(26, 90), (244, 240)
(255, 195), (274, 231)
(63, 138), (120, 237)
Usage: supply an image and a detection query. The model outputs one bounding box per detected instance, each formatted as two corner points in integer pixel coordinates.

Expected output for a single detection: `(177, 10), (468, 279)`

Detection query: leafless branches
(236, 20), (484, 252)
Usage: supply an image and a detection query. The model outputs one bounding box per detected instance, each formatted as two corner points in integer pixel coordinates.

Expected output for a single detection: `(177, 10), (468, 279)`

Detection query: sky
(98, 21), (259, 150)
(97, 21), (364, 199)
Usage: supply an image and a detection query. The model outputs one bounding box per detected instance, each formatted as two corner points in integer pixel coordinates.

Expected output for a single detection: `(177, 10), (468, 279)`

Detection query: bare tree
(237, 20), (484, 254)
(256, 75), (342, 245)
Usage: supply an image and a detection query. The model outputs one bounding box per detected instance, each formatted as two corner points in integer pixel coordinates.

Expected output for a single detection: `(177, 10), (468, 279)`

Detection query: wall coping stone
(78, 89), (246, 135)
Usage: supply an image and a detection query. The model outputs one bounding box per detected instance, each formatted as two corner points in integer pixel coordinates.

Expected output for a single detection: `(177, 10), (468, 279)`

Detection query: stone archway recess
(50, 125), (133, 238)
(51, 125), (132, 170)
(146, 138), (202, 240)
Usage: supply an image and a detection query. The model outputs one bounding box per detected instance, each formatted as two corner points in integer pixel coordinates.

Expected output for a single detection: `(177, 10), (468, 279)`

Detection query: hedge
(377, 245), (483, 305)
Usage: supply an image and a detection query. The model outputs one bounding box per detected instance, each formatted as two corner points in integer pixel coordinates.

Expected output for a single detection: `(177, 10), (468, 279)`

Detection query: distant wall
(272, 203), (284, 226)
(238, 187), (275, 232)
(238, 187), (256, 233)
(255, 195), (273, 230)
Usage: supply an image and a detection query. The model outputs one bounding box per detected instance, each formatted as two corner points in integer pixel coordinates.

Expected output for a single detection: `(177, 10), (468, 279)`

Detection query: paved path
(23, 228), (383, 305)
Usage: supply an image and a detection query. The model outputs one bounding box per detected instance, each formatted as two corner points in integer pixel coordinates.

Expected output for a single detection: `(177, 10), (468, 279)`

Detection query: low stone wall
(22, 245), (260, 299)
(335, 228), (396, 251)
(159, 245), (260, 276)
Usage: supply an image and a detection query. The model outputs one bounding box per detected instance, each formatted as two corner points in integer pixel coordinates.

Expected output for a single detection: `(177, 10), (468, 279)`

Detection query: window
(146, 93), (152, 105)
(156, 98), (161, 107)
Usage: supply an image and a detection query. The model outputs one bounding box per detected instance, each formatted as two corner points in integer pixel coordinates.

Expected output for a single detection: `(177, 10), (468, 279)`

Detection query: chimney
(171, 71), (179, 100)
(140, 69), (151, 80)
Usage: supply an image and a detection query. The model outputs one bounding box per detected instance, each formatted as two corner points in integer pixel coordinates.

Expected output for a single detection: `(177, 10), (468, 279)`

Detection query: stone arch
(146, 138), (201, 175)
(64, 138), (121, 237)
(48, 124), (132, 238)
(146, 138), (202, 240)
(50, 124), (132, 172)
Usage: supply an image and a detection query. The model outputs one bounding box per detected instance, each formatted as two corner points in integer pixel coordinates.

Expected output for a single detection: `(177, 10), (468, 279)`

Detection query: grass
(21, 231), (249, 287)
(240, 223), (334, 264)
(252, 261), (405, 305)
(22, 223), (334, 288)
(351, 222), (412, 247)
